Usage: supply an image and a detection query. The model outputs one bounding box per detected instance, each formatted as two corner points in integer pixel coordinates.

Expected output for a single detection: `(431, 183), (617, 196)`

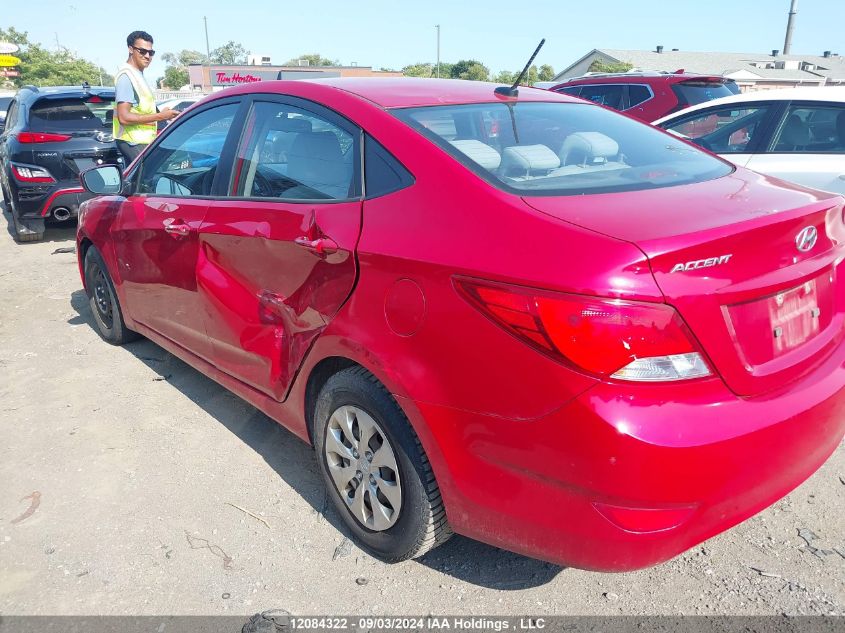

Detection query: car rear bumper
(409, 342), (845, 571)
(12, 181), (91, 219)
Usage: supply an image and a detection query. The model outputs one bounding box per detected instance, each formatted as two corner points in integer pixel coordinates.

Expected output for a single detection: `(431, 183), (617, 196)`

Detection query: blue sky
(4, 0), (843, 80)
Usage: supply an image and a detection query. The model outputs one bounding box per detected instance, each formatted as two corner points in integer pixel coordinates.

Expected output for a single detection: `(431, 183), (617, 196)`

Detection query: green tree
(0, 27), (112, 88)
(163, 66), (189, 89)
(461, 63), (490, 81)
(402, 63), (433, 77)
(538, 64), (555, 81)
(210, 41), (247, 65)
(493, 70), (517, 84)
(587, 59), (634, 73)
(283, 53), (340, 67)
(449, 59), (483, 79)
(160, 49), (206, 89)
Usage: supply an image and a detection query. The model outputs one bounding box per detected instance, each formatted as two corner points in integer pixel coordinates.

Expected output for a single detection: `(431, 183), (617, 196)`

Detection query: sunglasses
(132, 46), (156, 57)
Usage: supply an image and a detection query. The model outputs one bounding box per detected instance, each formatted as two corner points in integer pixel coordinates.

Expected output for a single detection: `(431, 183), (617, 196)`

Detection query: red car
(549, 71), (739, 122)
(76, 78), (845, 572)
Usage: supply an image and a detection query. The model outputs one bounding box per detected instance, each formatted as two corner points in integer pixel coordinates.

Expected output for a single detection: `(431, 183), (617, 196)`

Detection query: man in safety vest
(113, 30), (178, 165)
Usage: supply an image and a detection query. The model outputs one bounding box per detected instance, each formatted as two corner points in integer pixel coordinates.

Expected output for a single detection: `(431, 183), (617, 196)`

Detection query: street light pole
(204, 16), (211, 60)
(435, 24), (440, 78)
(783, 0), (798, 55)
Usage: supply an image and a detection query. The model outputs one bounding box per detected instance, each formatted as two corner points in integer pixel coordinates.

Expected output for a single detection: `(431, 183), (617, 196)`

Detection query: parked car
(0, 84), (121, 242)
(0, 95), (13, 129)
(156, 95), (204, 113)
(77, 78), (845, 571)
(653, 87), (845, 195)
(549, 71), (739, 121)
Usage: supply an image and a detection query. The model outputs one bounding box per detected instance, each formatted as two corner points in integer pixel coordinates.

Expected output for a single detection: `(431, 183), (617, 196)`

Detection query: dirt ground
(0, 205), (843, 617)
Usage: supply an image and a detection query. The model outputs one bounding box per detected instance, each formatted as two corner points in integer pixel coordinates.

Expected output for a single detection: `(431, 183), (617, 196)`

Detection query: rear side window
(627, 85), (652, 108)
(364, 134), (414, 198)
(770, 104), (845, 153)
(29, 96), (115, 132)
(393, 101), (731, 196)
(232, 101), (360, 200)
(671, 82), (736, 107)
(578, 85), (624, 110)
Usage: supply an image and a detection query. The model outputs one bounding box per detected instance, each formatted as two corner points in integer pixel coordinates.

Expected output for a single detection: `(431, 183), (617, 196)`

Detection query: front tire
(84, 246), (139, 345)
(314, 367), (452, 562)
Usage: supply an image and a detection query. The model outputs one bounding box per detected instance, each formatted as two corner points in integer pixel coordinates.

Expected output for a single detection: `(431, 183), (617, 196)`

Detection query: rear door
(112, 100), (242, 358)
(745, 101), (845, 194)
(198, 96), (363, 400)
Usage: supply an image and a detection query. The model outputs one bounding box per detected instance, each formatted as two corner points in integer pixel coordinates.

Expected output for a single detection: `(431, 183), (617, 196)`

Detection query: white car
(653, 87), (845, 194)
(157, 95), (204, 113)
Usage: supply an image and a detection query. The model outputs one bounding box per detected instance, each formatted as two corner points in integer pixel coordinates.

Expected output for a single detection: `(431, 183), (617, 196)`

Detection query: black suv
(0, 84), (122, 242)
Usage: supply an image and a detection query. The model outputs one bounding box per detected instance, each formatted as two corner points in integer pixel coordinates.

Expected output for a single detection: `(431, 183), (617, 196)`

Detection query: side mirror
(80, 165), (123, 195)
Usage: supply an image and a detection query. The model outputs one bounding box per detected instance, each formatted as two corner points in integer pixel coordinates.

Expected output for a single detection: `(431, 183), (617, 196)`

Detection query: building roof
(555, 49), (845, 83)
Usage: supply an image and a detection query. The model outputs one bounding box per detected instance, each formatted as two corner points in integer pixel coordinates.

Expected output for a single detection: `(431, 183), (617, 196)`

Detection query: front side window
(770, 104), (845, 153)
(556, 86), (581, 97)
(660, 105), (769, 154)
(137, 103), (237, 196)
(392, 101), (731, 196)
(232, 101), (359, 200)
(577, 85), (624, 110)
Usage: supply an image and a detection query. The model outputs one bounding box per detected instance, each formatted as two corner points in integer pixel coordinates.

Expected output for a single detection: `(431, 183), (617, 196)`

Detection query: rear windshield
(671, 81), (737, 106)
(29, 96), (114, 132)
(391, 101), (731, 196)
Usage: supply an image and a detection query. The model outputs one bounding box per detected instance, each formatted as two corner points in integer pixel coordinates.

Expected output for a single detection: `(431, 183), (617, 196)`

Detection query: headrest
(501, 144), (560, 173)
(780, 114), (810, 147)
(836, 110), (845, 139)
(559, 132), (619, 166)
(268, 116), (313, 133)
(288, 131), (347, 189)
(450, 140), (501, 170)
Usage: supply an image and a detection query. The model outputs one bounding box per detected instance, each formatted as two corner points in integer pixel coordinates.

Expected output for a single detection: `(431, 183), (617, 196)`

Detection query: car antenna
(494, 38), (545, 97)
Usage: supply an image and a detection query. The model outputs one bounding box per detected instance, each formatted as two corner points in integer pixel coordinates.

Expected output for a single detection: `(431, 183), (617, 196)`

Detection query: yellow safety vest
(113, 63), (157, 145)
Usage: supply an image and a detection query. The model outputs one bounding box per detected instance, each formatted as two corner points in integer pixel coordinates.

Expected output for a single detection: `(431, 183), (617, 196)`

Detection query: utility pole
(204, 16), (211, 61)
(783, 0), (798, 55)
(435, 24), (440, 78)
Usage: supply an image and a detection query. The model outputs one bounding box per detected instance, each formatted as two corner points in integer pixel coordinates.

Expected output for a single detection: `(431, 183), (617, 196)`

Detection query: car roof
(18, 85), (115, 102)
(652, 86), (845, 124)
(217, 77), (580, 109)
(555, 72), (726, 86)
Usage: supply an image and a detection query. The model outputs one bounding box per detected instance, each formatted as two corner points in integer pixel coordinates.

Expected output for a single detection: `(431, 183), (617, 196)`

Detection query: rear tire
(313, 366), (452, 562)
(11, 213), (45, 242)
(84, 246), (139, 345)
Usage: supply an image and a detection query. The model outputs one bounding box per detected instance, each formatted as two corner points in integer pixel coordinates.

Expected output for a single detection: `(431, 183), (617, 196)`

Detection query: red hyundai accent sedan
(76, 78), (845, 572)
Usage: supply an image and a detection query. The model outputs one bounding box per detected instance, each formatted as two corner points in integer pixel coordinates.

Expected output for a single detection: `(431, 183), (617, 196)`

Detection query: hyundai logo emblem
(795, 226), (818, 253)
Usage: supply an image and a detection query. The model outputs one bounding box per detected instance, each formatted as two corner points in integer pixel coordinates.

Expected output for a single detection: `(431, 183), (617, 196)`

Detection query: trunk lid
(523, 169), (845, 396)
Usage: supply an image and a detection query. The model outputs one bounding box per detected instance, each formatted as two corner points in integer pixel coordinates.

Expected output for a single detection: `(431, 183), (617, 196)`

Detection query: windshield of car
(392, 101), (731, 196)
(671, 81), (737, 106)
(29, 95), (114, 132)
(0, 96), (12, 115)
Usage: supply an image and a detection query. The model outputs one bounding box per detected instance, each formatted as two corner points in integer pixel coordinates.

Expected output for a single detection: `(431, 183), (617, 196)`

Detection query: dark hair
(126, 31), (153, 47)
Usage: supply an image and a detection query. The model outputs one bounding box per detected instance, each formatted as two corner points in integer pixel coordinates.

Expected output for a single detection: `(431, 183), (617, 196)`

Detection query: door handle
(294, 236), (338, 254)
(163, 218), (191, 237)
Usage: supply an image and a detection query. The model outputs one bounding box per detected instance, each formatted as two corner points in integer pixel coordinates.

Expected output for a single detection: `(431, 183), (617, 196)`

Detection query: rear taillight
(456, 278), (711, 382)
(12, 164), (55, 183)
(17, 132), (72, 143)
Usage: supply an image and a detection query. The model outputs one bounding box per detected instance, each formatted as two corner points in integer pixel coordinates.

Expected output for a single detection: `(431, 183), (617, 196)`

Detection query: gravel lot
(0, 205), (843, 617)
